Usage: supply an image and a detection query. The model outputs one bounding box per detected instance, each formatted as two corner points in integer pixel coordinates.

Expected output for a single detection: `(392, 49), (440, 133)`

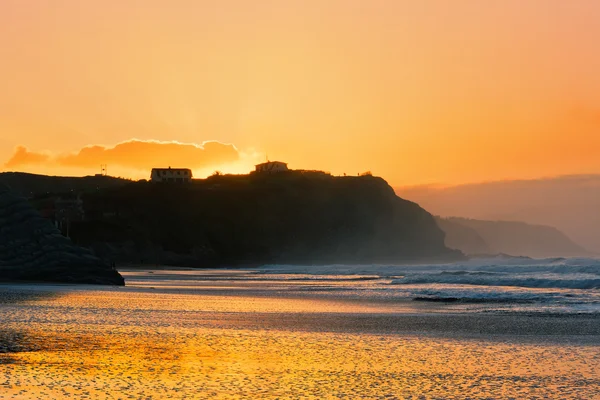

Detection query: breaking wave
(390, 274), (600, 290)
(258, 258), (600, 313)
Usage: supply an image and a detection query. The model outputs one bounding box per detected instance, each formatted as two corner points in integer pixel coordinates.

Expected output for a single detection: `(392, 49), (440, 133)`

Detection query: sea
(126, 256), (600, 315)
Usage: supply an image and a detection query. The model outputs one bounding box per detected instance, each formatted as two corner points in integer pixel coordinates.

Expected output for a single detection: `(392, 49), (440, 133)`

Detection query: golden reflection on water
(0, 289), (599, 399)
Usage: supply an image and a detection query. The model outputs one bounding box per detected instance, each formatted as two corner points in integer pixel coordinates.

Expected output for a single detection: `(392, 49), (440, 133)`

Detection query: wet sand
(0, 272), (599, 399)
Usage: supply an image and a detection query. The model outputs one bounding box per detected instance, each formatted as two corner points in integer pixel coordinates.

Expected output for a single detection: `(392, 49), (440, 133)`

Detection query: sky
(1, 0), (600, 185)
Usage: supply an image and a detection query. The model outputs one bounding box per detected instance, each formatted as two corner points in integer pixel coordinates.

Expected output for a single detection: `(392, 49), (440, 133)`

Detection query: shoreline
(1, 282), (599, 344)
(2, 274), (599, 399)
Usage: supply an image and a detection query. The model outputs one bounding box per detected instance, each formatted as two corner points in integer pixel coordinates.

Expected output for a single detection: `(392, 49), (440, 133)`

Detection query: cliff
(0, 184), (124, 285)
(70, 172), (462, 266)
(437, 217), (590, 258)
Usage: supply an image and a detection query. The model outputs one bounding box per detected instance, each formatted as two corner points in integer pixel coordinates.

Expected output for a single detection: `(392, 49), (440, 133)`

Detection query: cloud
(4, 139), (240, 170)
(5, 146), (51, 168)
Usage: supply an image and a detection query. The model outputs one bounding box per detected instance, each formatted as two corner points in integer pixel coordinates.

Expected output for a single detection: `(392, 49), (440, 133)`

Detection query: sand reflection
(0, 285), (599, 398)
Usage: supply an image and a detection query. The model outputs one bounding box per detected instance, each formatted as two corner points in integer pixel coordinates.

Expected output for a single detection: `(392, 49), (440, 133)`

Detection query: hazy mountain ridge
(397, 174), (600, 253)
(437, 217), (591, 258)
(435, 217), (491, 256)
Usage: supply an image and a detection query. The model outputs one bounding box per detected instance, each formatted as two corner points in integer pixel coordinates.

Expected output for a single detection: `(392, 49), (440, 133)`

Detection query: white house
(150, 167), (193, 183)
(255, 161), (289, 173)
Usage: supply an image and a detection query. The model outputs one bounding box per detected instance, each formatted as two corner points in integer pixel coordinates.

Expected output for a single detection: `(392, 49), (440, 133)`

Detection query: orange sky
(1, 1), (600, 185)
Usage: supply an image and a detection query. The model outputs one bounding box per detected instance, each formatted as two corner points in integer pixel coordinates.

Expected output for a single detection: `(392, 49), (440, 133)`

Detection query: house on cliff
(151, 167), (193, 183)
(255, 161), (289, 173)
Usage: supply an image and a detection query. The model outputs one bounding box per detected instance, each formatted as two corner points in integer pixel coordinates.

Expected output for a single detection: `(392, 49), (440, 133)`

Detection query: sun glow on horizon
(1, 1), (600, 186)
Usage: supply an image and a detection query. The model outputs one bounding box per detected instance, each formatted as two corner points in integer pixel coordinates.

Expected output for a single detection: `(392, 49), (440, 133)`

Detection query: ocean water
(265, 257), (600, 314)
(125, 257), (600, 315)
(1, 258), (599, 399)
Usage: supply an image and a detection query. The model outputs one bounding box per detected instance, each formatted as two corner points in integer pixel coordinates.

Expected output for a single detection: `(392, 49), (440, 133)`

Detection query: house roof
(151, 167), (192, 171)
(255, 161), (287, 167)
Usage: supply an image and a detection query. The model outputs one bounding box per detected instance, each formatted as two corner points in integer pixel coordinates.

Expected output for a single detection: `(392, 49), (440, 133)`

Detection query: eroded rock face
(0, 184), (124, 285)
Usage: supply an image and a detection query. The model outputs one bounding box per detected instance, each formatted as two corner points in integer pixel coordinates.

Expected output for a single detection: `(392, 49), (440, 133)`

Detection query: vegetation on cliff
(0, 172), (128, 198)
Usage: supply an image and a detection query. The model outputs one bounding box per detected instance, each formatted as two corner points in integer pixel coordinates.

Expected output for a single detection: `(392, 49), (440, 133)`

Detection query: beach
(1, 265), (599, 399)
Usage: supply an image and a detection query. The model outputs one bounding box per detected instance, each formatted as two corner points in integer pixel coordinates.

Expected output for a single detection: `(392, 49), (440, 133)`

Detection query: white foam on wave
(261, 258), (600, 280)
(390, 274), (600, 289)
(257, 258), (600, 313)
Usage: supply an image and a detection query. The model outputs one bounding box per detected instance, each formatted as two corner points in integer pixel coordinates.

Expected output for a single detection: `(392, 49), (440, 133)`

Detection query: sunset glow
(3, 4), (600, 398)
(1, 1), (600, 184)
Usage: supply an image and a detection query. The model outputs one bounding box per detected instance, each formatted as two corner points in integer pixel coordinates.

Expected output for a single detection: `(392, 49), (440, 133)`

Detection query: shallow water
(1, 267), (600, 399)
(257, 258), (600, 314)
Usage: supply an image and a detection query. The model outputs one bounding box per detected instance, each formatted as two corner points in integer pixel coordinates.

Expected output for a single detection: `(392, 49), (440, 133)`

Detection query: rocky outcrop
(0, 184), (124, 285)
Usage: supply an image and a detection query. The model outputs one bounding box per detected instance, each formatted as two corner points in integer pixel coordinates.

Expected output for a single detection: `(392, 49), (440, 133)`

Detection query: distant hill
(397, 175), (600, 253)
(435, 218), (491, 256)
(437, 217), (591, 258)
(0, 172), (129, 197)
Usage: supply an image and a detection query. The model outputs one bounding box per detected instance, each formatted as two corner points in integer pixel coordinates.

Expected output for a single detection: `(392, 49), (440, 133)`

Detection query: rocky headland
(68, 171), (463, 266)
(0, 184), (124, 285)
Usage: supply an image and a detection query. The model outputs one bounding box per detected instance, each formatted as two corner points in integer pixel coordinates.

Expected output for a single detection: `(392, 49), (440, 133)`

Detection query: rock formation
(0, 184), (124, 285)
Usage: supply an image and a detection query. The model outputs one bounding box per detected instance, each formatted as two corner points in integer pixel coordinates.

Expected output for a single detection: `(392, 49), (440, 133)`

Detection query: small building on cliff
(150, 167), (193, 183)
(255, 161), (289, 174)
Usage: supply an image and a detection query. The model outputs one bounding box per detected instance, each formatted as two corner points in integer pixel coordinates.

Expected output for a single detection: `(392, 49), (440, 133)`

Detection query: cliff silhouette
(0, 172), (128, 197)
(51, 171), (462, 267)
